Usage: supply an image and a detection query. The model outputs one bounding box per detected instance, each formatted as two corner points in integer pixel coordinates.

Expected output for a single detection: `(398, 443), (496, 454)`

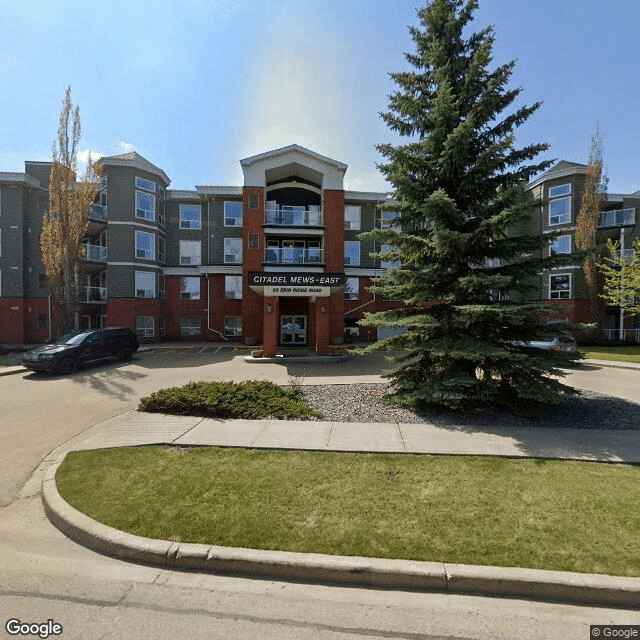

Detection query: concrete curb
(583, 359), (640, 372)
(42, 458), (640, 608)
(244, 355), (349, 364)
(0, 365), (27, 376)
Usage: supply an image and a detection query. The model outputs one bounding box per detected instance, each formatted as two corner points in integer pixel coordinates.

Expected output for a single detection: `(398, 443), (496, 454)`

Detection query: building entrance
(280, 315), (307, 344)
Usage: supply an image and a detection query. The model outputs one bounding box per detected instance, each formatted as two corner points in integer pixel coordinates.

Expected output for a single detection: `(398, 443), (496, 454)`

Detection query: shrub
(139, 380), (322, 420)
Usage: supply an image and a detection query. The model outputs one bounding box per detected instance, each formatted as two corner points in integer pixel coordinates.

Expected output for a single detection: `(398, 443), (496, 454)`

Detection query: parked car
(22, 327), (139, 374)
(514, 333), (578, 353)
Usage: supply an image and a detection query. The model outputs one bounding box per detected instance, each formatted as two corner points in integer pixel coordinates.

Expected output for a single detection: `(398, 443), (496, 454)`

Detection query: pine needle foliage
(40, 87), (100, 336)
(360, 0), (582, 417)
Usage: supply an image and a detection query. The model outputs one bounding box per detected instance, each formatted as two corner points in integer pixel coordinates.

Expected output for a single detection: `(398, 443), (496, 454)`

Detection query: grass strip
(139, 380), (322, 419)
(581, 346), (640, 363)
(56, 447), (640, 577)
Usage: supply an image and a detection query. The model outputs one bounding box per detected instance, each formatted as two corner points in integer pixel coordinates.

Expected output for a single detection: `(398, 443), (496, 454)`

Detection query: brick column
(242, 186), (265, 344)
(263, 296), (279, 357)
(315, 299), (330, 356)
(323, 189), (346, 344)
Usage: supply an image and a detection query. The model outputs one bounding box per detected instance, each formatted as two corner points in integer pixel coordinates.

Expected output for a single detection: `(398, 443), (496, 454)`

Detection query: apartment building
(0, 145), (402, 354)
(525, 160), (640, 337)
(1, 147), (638, 350)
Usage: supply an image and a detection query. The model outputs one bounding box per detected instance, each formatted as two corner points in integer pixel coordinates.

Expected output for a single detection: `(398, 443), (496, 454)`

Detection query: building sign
(249, 272), (345, 297)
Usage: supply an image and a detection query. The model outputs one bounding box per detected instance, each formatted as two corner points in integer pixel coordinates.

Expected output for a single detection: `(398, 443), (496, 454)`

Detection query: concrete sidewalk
(70, 410), (640, 463)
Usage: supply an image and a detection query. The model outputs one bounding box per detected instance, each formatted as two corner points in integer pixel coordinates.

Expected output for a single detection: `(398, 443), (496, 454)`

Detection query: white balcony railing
(265, 207), (323, 226)
(84, 286), (107, 303)
(83, 243), (107, 262)
(264, 247), (324, 264)
(88, 204), (107, 221)
(602, 328), (640, 342)
(599, 208), (635, 228)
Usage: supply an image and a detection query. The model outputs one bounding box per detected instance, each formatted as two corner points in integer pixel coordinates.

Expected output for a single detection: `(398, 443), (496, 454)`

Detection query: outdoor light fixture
(267, 304), (272, 313)
(321, 305), (326, 313)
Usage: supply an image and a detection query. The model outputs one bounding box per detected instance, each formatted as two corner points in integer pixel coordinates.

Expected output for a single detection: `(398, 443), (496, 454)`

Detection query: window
(180, 204), (201, 229)
(158, 199), (165, 227)
(344, 241), (361, 266)
(158, 274), (165, 300)
(180, 276), (200, 300)
(136, 316), (154, 338)
(180, 316), (201, 336)
(158, 236), (165, 263)
(135, 271), (155, 298)
(248, 233), (259, 250)
(224, 201), (243, 226)
(549, 184), (570, 198)
(345, 277), (359, 300)
(159, 315), (166, 337)
(344, 205), (361, 230)
(225, 275), (243, 299)
(180, 240), (201, 265)
(135, 230), (155, 260)
(224, 316), (242, 337)
(380, 210), (401, 230)
(39, 273), (48, 289)
(248, 192), (259, 209)
(381, 244), (401, 269)
(224, 238), (242, 263)
(549, 235), (571, 255)
(549, 197), (571, 225)
(136, 191), (155, 221)
(37, 314), (48, 328)
(550, 273), (571, 299)
(136, 176), (155, 192)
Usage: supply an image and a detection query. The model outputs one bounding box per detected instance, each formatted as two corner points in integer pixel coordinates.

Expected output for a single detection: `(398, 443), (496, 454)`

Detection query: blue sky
(2, 0), (639, 194)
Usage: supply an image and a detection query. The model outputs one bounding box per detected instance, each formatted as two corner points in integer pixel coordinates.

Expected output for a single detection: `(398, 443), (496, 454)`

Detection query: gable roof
(240, 144), (347, 171)
(525, 160), (588, 191)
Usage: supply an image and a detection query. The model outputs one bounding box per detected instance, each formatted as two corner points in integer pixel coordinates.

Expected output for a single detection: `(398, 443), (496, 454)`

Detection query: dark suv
(22, 327), (139, 374)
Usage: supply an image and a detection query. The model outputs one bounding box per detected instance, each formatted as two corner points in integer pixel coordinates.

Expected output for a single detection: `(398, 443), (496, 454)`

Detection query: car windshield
(57, 331), (92, 345)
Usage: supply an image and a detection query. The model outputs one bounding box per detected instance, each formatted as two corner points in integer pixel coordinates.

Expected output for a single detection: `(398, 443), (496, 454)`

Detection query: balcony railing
(88, 204), (107, 221)
(265, 247), (324, 264)
(83, 243), (107, 262)
(599, 208), (635, 228)
(265, 207), (323, 226)
(83, 286), (107, 303)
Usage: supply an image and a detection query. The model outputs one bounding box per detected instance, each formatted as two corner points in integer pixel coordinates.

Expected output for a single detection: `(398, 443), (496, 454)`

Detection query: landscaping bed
(56, 446), (640, 577)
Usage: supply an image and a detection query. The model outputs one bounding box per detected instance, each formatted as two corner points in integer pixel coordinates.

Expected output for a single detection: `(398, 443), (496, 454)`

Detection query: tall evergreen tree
(360, 0), (581, 416)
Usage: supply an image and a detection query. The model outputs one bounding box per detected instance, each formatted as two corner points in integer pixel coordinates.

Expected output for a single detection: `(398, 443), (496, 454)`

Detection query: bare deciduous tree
(40, 87), (100, 336)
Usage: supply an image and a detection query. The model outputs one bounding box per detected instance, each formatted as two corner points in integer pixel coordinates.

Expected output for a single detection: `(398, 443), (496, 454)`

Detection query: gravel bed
(299, 383), (640, 430)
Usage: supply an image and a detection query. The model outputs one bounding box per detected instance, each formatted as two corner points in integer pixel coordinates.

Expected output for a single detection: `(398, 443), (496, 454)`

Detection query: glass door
(280, 315), (307, 344)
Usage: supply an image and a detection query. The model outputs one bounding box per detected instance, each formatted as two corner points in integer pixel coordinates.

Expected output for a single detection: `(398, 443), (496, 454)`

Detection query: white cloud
(117, 141), (135, 153)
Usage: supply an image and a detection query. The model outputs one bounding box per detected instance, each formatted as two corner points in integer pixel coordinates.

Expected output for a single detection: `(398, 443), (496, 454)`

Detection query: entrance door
(280, 315), (307, 344)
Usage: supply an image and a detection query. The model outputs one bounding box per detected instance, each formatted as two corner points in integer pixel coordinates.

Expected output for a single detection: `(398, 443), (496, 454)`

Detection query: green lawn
(580, 346), (640, 363)
(56, 447), (640, 577)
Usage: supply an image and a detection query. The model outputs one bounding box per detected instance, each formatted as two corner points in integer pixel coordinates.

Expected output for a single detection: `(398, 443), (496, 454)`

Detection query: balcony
(83, 286), (107, 303)
(88, 204), (107, 222)
(265, 247), (324, 264)
(599, 208), (635, 228)
(82, 243), (107, 262)
(265, 206), (323, 226)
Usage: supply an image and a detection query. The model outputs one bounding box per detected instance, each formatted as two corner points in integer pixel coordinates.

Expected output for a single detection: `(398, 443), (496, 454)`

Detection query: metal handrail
(265, 208), (323, 226)
(264, 247), (324, 264)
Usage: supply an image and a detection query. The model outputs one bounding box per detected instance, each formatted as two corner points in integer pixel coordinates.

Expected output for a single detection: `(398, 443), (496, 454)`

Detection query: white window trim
(549, 183), (571, 198)
(180, 316), (201, 336)
(135, 270), (156, 299)
(549, 272), (572, 299)
(179, 204), (202, 230)
(345, 277), (359, 301)
(180, 240), (202, 266)
(136, 315), (154, 337)
(549, 234), (572, 256)
(224, 275), (243, 299)
(549, 196), (571, 226)
(224, 238), (243, 264)
(135, 190), (156, 221)
(180, 276), (201, 300)
(224, 316), (242, 336)
(135, 230), (155, 261)
(344, 205), (361, 231)
(224, 201), (243, 227)
(344, 240), (361, 266)
(135, 176), (156, 193)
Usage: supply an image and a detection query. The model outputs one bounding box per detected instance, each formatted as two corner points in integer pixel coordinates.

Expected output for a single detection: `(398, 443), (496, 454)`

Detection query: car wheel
(58, 358), (77, 374)
(120, 347), (134, 362)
